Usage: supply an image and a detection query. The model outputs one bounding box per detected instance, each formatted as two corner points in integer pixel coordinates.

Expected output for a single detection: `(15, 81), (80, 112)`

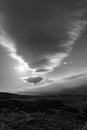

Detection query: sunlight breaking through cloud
(0, 29), (36, 73)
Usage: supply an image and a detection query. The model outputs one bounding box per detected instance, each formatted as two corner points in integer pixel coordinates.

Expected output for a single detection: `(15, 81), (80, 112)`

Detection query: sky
(0, 0), (87, 94)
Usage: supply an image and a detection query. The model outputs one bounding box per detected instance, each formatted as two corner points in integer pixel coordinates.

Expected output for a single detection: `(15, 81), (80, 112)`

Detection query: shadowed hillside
(0, 92), (87, 129)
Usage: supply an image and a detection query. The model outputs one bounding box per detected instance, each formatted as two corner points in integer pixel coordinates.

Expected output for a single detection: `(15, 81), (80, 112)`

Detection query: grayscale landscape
(0, 0), (87, 129)
(0, 92), (87, 129)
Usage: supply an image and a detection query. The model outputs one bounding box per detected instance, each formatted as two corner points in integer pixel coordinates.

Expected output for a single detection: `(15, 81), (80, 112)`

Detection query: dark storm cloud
(0, 0), (87, 73)
(24, 76), (43, 84)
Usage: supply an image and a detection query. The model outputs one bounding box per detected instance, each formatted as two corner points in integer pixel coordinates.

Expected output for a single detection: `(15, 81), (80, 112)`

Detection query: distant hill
(17, 83), (87, 96)
(0, 92), (35, 100)
(58, 84), (87, 95)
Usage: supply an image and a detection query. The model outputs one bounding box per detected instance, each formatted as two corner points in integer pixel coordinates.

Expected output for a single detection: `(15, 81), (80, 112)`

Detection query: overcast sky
(0, 0), (87, 94)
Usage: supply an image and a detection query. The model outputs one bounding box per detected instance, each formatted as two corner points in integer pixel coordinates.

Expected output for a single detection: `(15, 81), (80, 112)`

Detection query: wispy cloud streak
(62, 20), (87, 54)
(0, 28), (35, 72)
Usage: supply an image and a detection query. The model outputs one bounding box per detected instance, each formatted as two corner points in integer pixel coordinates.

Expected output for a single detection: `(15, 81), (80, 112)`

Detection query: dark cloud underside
(24, 76), (43, 84)
(0, 0), (87, 73)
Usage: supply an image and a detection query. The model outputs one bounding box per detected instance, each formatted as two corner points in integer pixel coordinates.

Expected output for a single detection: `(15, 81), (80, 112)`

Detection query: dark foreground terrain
(0, 93), (87, 129)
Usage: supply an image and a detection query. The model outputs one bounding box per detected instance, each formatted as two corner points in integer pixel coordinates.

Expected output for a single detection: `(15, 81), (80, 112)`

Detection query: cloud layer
(0, 0), (87, 75)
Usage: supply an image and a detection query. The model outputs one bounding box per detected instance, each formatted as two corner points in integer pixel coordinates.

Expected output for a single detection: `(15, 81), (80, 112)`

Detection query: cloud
(35, 68), (51, 74)
(45, 79), (55, 83)
(0, 0), (87, 75)
(63, 73), (87, 81)
(23, 76), (43, 84)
